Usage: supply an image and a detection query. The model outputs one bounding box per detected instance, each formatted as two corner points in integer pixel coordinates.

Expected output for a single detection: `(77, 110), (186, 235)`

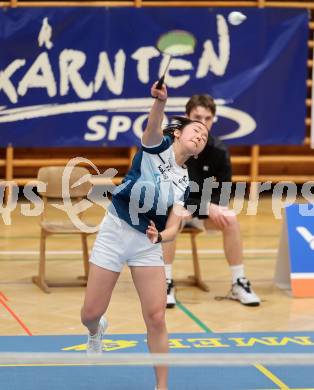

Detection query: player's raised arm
(142, 83), (168, 146)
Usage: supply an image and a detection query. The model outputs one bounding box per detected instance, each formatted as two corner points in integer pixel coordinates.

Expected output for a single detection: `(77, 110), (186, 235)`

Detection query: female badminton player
(81, 81), (208, 390)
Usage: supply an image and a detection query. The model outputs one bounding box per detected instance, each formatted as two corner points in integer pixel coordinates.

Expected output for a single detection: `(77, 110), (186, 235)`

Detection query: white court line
(0, 250), (82, 256)
(179, 249), (276, 255)
(0, 249), (277, 256)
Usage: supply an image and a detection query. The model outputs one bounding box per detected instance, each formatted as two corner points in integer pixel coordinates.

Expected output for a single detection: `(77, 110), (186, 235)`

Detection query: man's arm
(206, 149), (235, 229)
(210, 147), (232, 206)
(142, 83), (167, 147)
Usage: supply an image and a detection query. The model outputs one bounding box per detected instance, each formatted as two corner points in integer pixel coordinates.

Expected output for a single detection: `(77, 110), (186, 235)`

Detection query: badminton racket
(155, 30), (196, 90)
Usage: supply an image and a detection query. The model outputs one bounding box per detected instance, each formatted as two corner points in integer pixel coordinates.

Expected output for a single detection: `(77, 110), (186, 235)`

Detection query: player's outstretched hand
(151, 82), (167, 102)
(146, 220), (159, 243)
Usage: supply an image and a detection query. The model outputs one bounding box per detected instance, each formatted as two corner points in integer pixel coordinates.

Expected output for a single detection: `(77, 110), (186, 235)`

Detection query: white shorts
(90, 213), (164, 272)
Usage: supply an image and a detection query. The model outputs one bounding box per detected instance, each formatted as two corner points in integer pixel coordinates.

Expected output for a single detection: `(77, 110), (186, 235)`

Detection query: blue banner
(0, 7), (309, 147)
(286, 204), (314, 274)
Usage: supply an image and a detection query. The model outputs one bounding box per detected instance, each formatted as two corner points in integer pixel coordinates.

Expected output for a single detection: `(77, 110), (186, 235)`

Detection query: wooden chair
(176, 226), (210, 292)
(32, 166), (97, 293)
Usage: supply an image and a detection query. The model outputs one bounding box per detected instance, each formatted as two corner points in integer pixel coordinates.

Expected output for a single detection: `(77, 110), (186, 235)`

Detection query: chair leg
(32, 230), (51, 293)
(190, 233), (210, 292)
(81, 234), (89, 280)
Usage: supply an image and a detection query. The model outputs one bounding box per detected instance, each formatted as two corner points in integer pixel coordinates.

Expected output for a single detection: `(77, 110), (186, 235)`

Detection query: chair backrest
(37, 166), (91, 199)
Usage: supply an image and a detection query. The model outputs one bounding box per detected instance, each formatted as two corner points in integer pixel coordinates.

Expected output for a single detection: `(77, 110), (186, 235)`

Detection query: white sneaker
(229, 277), (261, 306)
(166, 279), (176, 308)
(86, 316), (108, 354)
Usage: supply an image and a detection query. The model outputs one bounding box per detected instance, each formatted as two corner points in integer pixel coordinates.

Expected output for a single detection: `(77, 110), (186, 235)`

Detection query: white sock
(230, 264), (245, 284)
(165, 264), (172, 280)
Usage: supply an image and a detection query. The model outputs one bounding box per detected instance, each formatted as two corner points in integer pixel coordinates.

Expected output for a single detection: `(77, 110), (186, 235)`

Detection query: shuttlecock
(228, 11), (247, 26)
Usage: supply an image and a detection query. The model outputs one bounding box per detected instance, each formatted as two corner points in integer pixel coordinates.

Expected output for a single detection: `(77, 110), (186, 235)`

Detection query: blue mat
(1, 332), (314, 389)
(1, 331), (314, 353)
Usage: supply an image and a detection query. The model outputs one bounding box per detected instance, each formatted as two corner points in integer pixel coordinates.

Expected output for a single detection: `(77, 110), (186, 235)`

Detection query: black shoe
(166, 279), (176, 308)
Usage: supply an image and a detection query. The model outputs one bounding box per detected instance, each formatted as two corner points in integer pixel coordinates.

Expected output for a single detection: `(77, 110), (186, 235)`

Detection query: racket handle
(156, 75), (165, 90)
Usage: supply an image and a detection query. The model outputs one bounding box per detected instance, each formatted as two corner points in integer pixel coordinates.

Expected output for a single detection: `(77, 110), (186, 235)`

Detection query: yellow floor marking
(254, 363), (290, 389)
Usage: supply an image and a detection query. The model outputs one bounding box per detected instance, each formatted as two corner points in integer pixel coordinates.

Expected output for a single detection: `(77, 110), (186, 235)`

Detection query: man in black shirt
(163, 94), (261, 308)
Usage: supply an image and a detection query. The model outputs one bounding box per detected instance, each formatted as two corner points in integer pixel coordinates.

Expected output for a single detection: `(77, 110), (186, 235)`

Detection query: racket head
(156, 30), (196, 56)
